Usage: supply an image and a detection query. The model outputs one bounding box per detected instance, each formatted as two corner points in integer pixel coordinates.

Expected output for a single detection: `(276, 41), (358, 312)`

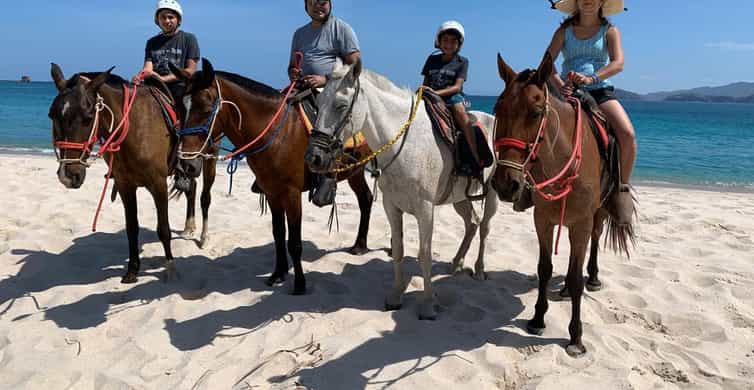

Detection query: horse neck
(215, 79), (285, 147)
(535, 96), (587, 168)
(360, 74), (415, 151)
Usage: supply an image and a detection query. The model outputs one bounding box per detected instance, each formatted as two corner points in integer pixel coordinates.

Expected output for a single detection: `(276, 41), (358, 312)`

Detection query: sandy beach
(0, 153), (752, 389)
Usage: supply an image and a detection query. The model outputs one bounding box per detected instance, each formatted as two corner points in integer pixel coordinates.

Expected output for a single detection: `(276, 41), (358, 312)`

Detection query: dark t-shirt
(421, 54), (469, 92)
(145, 30), (200, 76)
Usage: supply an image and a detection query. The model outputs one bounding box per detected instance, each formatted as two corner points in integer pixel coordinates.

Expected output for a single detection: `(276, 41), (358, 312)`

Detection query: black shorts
(586, 86), (617, 105)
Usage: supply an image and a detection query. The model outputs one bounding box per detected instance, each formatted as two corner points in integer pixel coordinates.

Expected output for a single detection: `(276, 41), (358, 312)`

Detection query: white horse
(305, 60), (499, 320)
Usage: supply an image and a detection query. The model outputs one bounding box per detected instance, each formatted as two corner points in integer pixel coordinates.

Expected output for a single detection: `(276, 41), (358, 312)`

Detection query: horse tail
(604, 205), (637, 258)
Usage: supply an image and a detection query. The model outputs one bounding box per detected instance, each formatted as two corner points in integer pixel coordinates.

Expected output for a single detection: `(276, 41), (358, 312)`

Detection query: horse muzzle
(304, 144), (334, 173)
(57, 163), (87, 189)
(492, 169), (530, 211)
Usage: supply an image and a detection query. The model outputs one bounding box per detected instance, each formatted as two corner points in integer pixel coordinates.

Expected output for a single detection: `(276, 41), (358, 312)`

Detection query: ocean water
(1, 81), (752, 190)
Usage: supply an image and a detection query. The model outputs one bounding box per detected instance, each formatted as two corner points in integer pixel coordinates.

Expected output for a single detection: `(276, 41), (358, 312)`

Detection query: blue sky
(2, 1), (753, 95)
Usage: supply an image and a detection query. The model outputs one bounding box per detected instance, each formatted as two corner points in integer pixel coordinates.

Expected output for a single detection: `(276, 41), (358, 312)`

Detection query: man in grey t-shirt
(289, 0), (361, 88)
(289, 0), (361, 207)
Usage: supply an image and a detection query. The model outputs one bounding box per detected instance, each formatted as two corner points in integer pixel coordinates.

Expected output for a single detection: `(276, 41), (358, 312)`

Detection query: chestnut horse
(172, 59), (374, 295)
(49, 64), (217, 283)
(492, 52), (635, 356)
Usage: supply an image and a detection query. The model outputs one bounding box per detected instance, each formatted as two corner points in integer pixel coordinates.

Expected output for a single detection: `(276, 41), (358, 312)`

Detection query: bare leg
(451, 103), (481, 165)
(600, 100), (636, 183)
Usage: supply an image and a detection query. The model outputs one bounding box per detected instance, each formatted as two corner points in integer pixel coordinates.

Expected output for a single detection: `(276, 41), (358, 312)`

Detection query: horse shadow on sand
(1, 229), (329, 328)
(160, 255), (568, 389)
(0, 228), (161, 318)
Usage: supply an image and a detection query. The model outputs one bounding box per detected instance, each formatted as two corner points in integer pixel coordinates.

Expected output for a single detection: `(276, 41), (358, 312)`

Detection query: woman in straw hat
(546, 0), (636, 224)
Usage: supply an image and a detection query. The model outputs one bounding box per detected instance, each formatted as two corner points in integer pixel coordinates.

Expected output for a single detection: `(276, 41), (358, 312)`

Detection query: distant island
(20, 76), (31, 83)
(616, 81), (754, 104)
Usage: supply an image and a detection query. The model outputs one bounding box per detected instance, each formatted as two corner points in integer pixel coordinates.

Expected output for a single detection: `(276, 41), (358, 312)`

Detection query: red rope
(90, 84), (138, 231)
(222, 52), (304, 161)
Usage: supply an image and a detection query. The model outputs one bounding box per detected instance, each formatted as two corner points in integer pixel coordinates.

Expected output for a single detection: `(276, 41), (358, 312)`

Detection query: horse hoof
(198, 236), (209, 249)
(586, 280), (603, 292)
(180, 229), (195, 239)
(265, 273), (286, 286)
(526, 320), (545, 336)
(566, 343), (587, 357)
(121, 273), (138, 284)
(418, 303), (438, 321)
(385, 302), (402, 311)
(558, 286), (570, 299)
(347, 245), (369, 256)
(472, 270), (488, 281)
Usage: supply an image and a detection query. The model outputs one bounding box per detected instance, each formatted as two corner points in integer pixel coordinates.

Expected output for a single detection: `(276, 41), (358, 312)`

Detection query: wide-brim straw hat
(554, 0), (625, 17)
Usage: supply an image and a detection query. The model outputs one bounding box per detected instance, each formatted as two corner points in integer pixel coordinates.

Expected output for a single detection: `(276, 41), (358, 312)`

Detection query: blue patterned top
(561, 24), (611, 90)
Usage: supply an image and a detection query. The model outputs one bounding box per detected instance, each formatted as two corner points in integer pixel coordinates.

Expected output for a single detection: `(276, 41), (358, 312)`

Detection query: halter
(177, 79), (243, 160)
(494, 84), (585, 254)
(308, 76), (361, 159)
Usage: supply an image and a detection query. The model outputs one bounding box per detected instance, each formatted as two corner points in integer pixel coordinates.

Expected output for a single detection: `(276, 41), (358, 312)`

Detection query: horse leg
(384, 200), (406, 311)
(346, 170), (373, 255)
(560, 210), (607, 297)
(198, 158), (217, 249)
(266, 200), (289, 287)
(283, 191), (305, 295)
(180, 178), (197, 238)
(527, 209), (555, 335)
(119, 184), (140, 284)
(586, 210), (607, 291)
(474, 191), (499, 281)
(565, 217), (593, 357)
(149, 180), (176, 281)
(449, 200), (478, 276)
(417, 203), (438, 320)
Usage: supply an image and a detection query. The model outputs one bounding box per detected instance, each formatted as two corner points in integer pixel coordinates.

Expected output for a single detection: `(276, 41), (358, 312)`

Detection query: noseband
(309, 77), (362, 164)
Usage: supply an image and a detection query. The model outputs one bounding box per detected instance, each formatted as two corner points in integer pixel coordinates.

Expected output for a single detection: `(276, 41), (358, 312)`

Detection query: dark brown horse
(492, 52), (635, 356)
(171, 59), (374, 295)
(49, 64), (218, 283)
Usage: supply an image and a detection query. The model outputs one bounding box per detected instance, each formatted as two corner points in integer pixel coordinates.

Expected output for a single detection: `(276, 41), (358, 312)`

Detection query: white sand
(0, 154), (752, 389)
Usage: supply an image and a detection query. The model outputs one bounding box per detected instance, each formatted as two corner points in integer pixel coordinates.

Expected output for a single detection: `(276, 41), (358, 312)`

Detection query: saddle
(572, 88), (622, 205)
(421, 90), (493, 178)
(144, 78), (180, 133)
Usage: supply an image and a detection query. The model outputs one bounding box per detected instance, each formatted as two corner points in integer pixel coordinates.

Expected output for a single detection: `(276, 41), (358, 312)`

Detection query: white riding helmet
(155, 0), (183, 26)
(435, 20), (465, 49)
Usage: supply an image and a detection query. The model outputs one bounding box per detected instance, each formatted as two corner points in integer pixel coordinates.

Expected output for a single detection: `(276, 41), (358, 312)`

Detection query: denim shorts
(586, 86), (617, 105)
(444, 93), (467, 106)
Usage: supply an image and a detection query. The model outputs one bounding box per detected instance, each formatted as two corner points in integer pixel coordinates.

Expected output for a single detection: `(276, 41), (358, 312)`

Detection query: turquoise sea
(1, 81), (752, 190)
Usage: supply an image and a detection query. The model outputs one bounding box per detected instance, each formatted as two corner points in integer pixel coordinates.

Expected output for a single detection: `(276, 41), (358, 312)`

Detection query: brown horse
(49, 64), (218, 283)
(171, 59), (374, 295)
(492, 52), (635, 356)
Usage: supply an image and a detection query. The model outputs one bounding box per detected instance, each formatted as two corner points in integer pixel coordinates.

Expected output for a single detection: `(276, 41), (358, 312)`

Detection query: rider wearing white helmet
(421, 20), (482, 175)
(133, 0), (200, 107)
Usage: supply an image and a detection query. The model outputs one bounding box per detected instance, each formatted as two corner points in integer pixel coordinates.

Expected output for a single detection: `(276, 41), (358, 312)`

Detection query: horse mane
(330, 64), (412, 99)
(68, 72), (130, 89)
(214, 71), (282, 100)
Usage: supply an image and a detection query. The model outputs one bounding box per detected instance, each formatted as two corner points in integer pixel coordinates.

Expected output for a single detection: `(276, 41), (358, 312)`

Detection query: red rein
(495, 96), (584, 255)
(55, 84), (138, 232)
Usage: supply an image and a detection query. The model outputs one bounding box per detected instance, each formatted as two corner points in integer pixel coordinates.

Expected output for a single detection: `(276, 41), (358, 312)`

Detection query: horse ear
(51, 63), (67, 91)
(86, 66), (115, 95)
(201, 58), (215, 83)
(535, 51), (554, 87)
(497, 53), (516, 85)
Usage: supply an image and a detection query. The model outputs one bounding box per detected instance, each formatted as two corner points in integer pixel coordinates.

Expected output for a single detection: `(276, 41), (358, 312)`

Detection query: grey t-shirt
(290, 16), (360, 77)
(421, 54), (469, 92)
(145, 30), (200, 76)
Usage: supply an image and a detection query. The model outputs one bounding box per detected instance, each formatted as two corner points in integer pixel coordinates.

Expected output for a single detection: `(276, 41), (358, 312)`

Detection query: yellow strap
(327, 86), (426, 174)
